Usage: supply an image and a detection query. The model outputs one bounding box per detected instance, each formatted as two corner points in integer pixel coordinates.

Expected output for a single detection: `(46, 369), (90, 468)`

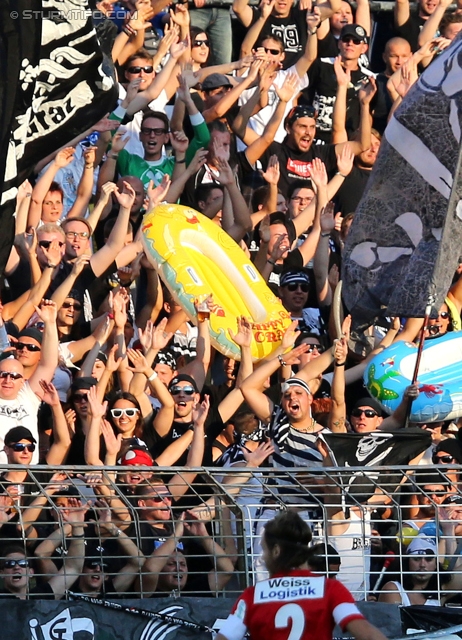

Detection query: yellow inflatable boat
(142, 204), (291, 360)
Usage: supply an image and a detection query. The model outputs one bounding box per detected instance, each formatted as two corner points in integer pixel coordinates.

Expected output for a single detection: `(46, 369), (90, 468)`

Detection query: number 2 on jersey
(275, 603), (306, 640)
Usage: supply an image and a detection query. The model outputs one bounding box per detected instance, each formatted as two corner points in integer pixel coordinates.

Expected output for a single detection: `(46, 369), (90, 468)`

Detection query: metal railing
(0, 464), (460, 602)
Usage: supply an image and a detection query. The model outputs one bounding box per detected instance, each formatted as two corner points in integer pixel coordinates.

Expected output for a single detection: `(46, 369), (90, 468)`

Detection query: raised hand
(170, 4), (190, 28)
(170, 35), (189, 60)
(259, 214), (271, 243)
(152, 317), (173, 350)
(260, 0), (276, 19)
(261, 155), (280, 185)
(359, 76), (377, 104)
(336, 144), (354, 177)
(124, 78), (142, 106)
(333, 335), (348, 365)
(170, 130), (189, 155)
(215, 157), (235, 186)
(281, 320), (300, 351)
(275, 73), (299, 103)
(71, 254), (91, 277)
(35, 299), (57, 324)
(184, 510), (208, 537)
(111, 131), (129, 154)
(138, 320), (154, 353)
(192, 394), (210, 428)
(242, 440), (275, 467)
(92, 116), (120, 134)
(127, 348), (150, 375)
(40, 238), (63, 268)
(212, 136), (230, 163)
(320, 201), (335, 234)
(83, 145), (97, 167)
(106, 344), (123, 373)
(269, 233), (290, 262)
(39, 380), (61, 407)
(333, 56), (351, 88)
(101, 418), (123, 456)
(309, 157), (328, 188)
(229, 316), (253, 348)
(186, 148), (208, 175)
(87, 384), (108, 419)
(147, 174), (171, 210)
(114, 180), (136, 209)
(0, 495), (15, 525)
(54, 147), (75, 169)
(62, 497), (90, 526)
(65, 408), (77, 434)
(306, 5), (321, 32)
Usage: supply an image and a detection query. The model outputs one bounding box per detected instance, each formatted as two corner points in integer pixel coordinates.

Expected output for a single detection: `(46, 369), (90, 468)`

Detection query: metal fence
(0, 464), (461, 602)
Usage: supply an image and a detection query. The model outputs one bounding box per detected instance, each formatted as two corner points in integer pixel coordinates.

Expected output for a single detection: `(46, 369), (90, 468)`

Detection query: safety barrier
(0, 464), (460, 602)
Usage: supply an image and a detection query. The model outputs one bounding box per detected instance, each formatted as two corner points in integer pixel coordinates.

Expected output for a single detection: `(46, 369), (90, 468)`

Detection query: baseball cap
(340, 24), (368, 43)
(280, 268), (310, 288)
(70, 377), (97, 394)
(168, 374), (199, 393)
(5, 427), (37, 445)
(407, 537), (437, 556)
(118, 448), (154, 466)
(202, 73), (232, 91)
(351, 396), (383, 415)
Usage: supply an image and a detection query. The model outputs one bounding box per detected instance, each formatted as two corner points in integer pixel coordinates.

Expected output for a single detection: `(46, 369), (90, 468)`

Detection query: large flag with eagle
(342, 33), (462, 328)
(0, 0), (117, 278)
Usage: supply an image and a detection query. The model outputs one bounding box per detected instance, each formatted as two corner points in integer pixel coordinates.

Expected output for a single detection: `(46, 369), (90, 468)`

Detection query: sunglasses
(3, 559), (29, 569)
(111, 408), (140, 418)
(305, 343), (324, 353)
(16, 343), (41, 352)
(65, 231), (89, 239)
(0, 371), (23, 380)
(291, 196), (313, 203)
(439, 311), (450, 319)
(286, 283), (309, 292)
(9, 443), (35, 453)
(351, 408), (378, 418)
(433, 454), (454, 464)
(263, 47), (281, 55)
(148, 491), (172, 503)
(38, 240), (64, 249)
(193, 39), (210, 47)
(170, 385), (196, 396)
(341, 36), (362, 44)
(127, 65), (154, 74)
(141, 127), (168, 136)
(73, 393), (89, 402)
(62, 301), (82, 311)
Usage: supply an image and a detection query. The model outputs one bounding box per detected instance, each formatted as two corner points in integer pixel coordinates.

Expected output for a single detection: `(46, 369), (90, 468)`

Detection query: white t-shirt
(237, 65), (309, 150)
(0, 383), (41, 464)
(117, 85), (169, 157)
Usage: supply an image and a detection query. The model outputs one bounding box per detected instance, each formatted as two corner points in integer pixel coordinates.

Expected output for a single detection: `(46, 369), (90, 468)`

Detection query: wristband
(278, 354), (288, 367)
(334, 361), (346, 367)
(72, 533), (85, 538)
(46, 263), (58, 269)
(175, 158), (186, 164)
(107, 312), (115, 320)
(85, 164), (94, 169)
(308, 29), (317, 35)
(320, 232), (330, 238)
(108, 153), (119, 160)
(148, 371), (158, 381)
(267, 259), (276, 266)
(336, 171), (347, 178)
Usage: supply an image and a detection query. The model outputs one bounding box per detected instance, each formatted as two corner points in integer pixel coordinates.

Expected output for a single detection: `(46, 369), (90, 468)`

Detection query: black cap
(201, 73), (232, 91)
(18, 328), (43, 345)
(70, 377), (97, 393)
(5, 322), (19, 340)
(5, 427), (36, 445)
(168, 373), (199, 393)
(95, 351), (108, 365)
(351, 396), (383, 415)
(340, 24), (368, 43)
(434, 439), (462, 464)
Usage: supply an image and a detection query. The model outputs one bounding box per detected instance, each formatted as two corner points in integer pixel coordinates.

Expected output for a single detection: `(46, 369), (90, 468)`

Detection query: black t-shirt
(249, 6), (308, 69)
(259, 140), (338, 198)
(317, 31), (340, 59)
(0, 581), (54, 599)
(372, 73), (393, 134)
(334, 165), (372, 214)
(395, 12), (426, 52)
(306, 58), (375, 143)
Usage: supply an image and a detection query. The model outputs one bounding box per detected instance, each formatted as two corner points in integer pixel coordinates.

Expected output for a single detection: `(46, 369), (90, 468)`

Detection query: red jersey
(220, 569), (364, 640)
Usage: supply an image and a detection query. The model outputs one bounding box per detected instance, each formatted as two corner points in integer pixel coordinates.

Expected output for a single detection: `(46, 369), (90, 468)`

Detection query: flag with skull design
(322, 428), (431, 501)
(342, 34), (462, 327)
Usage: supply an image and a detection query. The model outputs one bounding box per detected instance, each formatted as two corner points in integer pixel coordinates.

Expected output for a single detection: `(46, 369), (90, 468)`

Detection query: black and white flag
(342, 33), (462, 327)
(0, 1), (117, 277)
(323, 429), (431, 500)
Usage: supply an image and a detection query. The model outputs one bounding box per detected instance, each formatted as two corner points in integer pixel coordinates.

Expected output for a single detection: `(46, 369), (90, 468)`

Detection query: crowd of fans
(1, 0), (462, 604)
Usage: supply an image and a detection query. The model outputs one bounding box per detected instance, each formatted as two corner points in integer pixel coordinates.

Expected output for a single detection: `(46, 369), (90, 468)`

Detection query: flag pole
(404, 295), (434, 427)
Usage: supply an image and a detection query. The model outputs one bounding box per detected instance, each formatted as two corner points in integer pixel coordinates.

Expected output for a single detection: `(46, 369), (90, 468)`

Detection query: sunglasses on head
(3, 559), (28, 569)
(38, 240), (64, 249)
(16, 342), (41, 352)
(433, 454), (454, 464)
(193, 39), (210, 47)
(351, 408), (378, 418)
(286, 282), (309, 292)
(170, 385), (196, 396)
(62, 301), (82, 311)
(263, 47), (281, 55)
(9, 443), (35, 453)
(73, 393), (89, 402)
(0, 371), (23, 380)
(127, 65), (154, 74)
(111, 408), (140, 418)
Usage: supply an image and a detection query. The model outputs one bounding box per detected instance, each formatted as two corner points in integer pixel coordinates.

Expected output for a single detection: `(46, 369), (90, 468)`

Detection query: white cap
(407, 537), (437, 556)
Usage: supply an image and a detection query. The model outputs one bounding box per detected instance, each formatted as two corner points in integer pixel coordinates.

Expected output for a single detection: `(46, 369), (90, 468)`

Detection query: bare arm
(394, 0), (411, 29)
(28, 301), (59, 398)
(328, 334), (348, 433)
(232, 0), (254, 28)
(28, 148), (75, 228)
